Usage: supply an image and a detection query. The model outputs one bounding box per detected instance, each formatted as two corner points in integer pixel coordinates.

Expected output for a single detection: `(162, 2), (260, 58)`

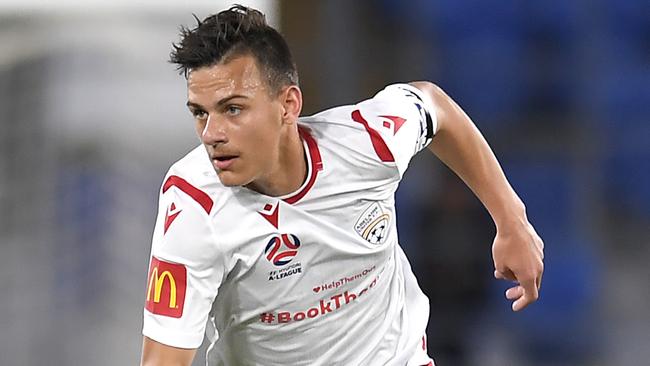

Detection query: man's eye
(192, 110), (207, 119)
(226, 105), (242, 116)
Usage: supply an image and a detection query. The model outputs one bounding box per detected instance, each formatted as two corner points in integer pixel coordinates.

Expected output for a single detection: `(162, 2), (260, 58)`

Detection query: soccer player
(141, 5), (544, 366)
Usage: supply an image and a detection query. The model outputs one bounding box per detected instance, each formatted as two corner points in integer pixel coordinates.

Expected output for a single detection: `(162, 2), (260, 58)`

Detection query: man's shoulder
(297, 84), (418, 160)
(300, 83), (427, 128)
(159, 145), (227, 217)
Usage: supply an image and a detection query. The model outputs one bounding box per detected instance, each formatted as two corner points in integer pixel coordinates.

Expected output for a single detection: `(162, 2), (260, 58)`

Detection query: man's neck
(244, 126), (307, 197)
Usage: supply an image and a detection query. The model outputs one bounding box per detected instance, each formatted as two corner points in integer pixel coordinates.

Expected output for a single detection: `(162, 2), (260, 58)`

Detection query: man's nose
(201, 114), (228, 145)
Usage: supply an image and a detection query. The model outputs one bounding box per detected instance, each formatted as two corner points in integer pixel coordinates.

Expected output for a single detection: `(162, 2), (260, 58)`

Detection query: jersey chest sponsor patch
(354, 202), (391, 245)
(145, 257), (187, 318)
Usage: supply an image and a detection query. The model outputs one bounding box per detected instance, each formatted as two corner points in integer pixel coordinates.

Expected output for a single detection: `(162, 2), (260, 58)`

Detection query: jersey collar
(280, 125), (323, 204)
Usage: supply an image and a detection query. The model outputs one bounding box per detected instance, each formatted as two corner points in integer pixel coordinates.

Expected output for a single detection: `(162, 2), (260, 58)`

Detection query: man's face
(186, 54), (285, 187)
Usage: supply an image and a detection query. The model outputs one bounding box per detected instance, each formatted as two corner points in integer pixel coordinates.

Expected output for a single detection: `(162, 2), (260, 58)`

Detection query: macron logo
(259, 202), (279, 229)
(164, 202), (182, 234)
(380, 115), (406, 135)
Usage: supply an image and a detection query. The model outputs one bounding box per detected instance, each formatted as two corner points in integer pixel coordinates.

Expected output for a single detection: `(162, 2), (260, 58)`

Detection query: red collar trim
(283, 126), (323, 204)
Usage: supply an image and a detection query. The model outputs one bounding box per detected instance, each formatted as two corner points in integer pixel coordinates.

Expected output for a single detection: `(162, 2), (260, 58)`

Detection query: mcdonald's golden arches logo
(145, 256), (187, 318)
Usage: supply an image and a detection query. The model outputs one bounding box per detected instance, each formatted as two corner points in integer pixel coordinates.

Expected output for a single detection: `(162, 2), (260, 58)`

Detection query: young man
(141, 5), (544, 366)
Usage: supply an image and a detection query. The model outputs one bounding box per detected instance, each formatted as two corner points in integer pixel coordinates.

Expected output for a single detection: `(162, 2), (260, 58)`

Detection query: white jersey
(143, 84), (437, 366)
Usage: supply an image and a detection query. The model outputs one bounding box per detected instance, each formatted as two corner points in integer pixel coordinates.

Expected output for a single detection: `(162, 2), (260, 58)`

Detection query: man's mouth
(212, 155), (238, 170)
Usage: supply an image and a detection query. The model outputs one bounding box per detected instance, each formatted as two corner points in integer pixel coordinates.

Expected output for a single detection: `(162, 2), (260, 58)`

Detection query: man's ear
(280, 85), (303, 125)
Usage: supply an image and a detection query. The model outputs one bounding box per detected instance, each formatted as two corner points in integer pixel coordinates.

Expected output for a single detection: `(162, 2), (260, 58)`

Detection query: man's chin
(216, 170), (248, 187)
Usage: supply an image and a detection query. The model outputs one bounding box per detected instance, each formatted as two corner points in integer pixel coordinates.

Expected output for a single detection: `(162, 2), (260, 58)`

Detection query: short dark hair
(170, 4), (299, 95)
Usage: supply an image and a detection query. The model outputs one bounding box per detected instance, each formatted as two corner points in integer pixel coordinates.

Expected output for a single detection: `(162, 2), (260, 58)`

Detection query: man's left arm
(410, 81), (544, 312)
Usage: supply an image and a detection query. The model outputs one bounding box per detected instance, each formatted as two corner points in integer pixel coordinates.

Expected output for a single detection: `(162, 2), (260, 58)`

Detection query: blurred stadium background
(0, 0), (648, 365)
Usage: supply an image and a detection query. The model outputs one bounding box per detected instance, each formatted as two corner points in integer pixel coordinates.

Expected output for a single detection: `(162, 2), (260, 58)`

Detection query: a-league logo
(265, 233), (301, 266)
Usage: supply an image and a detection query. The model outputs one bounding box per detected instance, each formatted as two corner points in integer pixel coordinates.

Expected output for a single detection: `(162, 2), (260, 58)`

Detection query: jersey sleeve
(142, 174), (224, 349)
(355, 83), (437, 177)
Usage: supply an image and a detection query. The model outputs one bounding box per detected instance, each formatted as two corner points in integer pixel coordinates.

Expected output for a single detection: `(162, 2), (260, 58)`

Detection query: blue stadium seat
(589, 67), (650, 215)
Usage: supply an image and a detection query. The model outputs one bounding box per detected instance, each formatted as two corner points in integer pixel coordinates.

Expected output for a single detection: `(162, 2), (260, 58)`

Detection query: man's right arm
(411, 81), (544, 311)
(141, 336), (196, 366)
(142, 173), (224, 365)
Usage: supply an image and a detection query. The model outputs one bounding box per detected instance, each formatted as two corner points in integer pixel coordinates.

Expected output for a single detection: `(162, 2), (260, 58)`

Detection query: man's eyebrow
(186, 101), (202, 110)
(186, 95), (248, 110)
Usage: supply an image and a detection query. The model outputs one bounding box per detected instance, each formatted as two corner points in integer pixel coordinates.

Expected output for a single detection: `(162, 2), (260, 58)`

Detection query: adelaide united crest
(354, 202), (391, 245)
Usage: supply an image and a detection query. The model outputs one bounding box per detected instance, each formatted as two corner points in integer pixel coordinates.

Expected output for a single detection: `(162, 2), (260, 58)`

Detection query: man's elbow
(408, 81), (451, 132)
(141, 336), (196, 366)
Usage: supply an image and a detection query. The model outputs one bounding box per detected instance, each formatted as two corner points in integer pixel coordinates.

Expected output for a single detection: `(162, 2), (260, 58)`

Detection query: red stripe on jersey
(162, 175), (213, 214)
(351, 110), (395, 162)
(283, 127), (323, 204)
